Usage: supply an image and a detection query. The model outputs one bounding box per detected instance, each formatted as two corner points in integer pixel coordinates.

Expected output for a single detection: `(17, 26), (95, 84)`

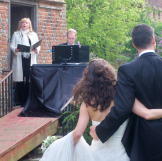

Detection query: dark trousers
(13, 55), (31, 106)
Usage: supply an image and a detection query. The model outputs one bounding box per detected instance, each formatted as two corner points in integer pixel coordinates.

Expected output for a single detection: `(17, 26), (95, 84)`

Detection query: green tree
(66, 0), (145, 65)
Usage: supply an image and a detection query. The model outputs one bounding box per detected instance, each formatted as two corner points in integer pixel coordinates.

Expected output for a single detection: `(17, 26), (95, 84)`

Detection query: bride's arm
(133, 99), (162, 120)
(73, 102), (89, 144)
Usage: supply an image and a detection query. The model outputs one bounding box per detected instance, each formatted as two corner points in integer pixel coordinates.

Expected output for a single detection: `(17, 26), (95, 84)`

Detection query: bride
(40, 58), (162, 161)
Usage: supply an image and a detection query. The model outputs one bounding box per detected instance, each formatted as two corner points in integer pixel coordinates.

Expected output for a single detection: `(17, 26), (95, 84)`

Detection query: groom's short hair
(131, 24), (154, 49)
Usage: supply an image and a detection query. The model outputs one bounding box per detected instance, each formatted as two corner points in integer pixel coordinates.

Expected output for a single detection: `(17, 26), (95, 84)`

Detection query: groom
(90, 24), (162, 161)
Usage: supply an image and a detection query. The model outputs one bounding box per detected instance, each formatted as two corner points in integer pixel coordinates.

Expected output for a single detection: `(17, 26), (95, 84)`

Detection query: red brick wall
(0, 2), (9, 71)
(37, 1), (67, 64)
(148, 0), (162, 8)
(147, 0), (162, 22)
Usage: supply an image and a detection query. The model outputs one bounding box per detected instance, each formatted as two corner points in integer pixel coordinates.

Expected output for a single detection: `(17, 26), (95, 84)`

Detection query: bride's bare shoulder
(86, 101), (114, 122)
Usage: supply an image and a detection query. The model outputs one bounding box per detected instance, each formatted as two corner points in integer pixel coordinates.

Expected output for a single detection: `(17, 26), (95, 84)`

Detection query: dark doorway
(11, 4), (36, 36)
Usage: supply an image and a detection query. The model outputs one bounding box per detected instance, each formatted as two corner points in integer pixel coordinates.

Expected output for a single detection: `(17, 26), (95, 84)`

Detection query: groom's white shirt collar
(138, 50), (155, 57)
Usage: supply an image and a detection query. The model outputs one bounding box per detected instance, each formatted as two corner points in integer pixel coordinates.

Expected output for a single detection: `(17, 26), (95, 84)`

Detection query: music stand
(52, 45), (89, 64)
(52, 45), (79, 64)
(78, 46), (89, 63)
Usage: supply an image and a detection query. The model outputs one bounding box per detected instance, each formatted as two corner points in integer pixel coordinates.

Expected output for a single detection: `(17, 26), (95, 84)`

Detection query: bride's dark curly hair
(73, 58), (116, 112)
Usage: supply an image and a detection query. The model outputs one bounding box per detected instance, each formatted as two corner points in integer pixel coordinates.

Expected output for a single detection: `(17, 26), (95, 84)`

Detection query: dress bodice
(91, 120), (129, 161)
(92, 120), (128, 139)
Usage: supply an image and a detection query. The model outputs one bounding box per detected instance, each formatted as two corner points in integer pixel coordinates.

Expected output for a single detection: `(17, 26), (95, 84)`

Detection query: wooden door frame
(10, 0), (38, 33)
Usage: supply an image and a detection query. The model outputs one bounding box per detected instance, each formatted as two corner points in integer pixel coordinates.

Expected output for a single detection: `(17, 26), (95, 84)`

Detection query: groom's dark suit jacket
(96, 52), (162, 161)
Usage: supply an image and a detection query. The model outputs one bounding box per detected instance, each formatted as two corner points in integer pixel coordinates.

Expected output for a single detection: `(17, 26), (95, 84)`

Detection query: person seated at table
(61, 28), (80, 46)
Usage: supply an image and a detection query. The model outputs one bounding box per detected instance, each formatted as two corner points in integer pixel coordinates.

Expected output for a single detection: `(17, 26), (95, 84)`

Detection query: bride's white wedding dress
(40, 120), (129, 161)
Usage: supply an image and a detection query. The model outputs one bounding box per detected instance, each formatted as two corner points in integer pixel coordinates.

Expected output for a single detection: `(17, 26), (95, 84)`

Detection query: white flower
(41, 135), (60, 153)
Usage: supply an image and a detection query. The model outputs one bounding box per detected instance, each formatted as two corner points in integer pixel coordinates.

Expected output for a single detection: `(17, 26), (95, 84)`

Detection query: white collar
(20, 29), (30, 34)
(138, 50), (155, 57)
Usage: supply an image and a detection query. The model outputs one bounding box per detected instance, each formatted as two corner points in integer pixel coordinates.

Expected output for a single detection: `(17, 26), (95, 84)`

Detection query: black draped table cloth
(19, 63), (87, 117)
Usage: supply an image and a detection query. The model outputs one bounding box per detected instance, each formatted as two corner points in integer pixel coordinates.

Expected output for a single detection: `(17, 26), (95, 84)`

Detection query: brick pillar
(0, 1), (9, 72)
(37, 1), (67, 64)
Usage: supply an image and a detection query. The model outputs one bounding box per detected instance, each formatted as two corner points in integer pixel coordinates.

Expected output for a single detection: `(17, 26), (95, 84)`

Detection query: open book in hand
(17, 39), (42, 52)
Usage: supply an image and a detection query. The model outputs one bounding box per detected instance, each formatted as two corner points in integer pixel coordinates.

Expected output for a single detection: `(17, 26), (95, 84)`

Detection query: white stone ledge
(37, 0), (65, 4)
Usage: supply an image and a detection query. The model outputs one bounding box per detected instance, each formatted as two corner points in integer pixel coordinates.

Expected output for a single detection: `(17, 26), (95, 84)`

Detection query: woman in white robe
(10, 17), (40, 106)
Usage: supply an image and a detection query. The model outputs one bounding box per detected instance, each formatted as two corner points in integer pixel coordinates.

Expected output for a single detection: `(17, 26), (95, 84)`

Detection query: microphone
(48, 49), (55, 53)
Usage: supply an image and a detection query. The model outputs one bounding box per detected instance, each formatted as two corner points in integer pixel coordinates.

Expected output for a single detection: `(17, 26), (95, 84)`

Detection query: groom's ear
(132, 42), (137, 49)
(152, 36), (156, 47)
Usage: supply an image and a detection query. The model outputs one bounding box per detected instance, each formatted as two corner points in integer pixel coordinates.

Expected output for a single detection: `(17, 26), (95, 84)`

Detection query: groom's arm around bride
(91, 24), (162, 161)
